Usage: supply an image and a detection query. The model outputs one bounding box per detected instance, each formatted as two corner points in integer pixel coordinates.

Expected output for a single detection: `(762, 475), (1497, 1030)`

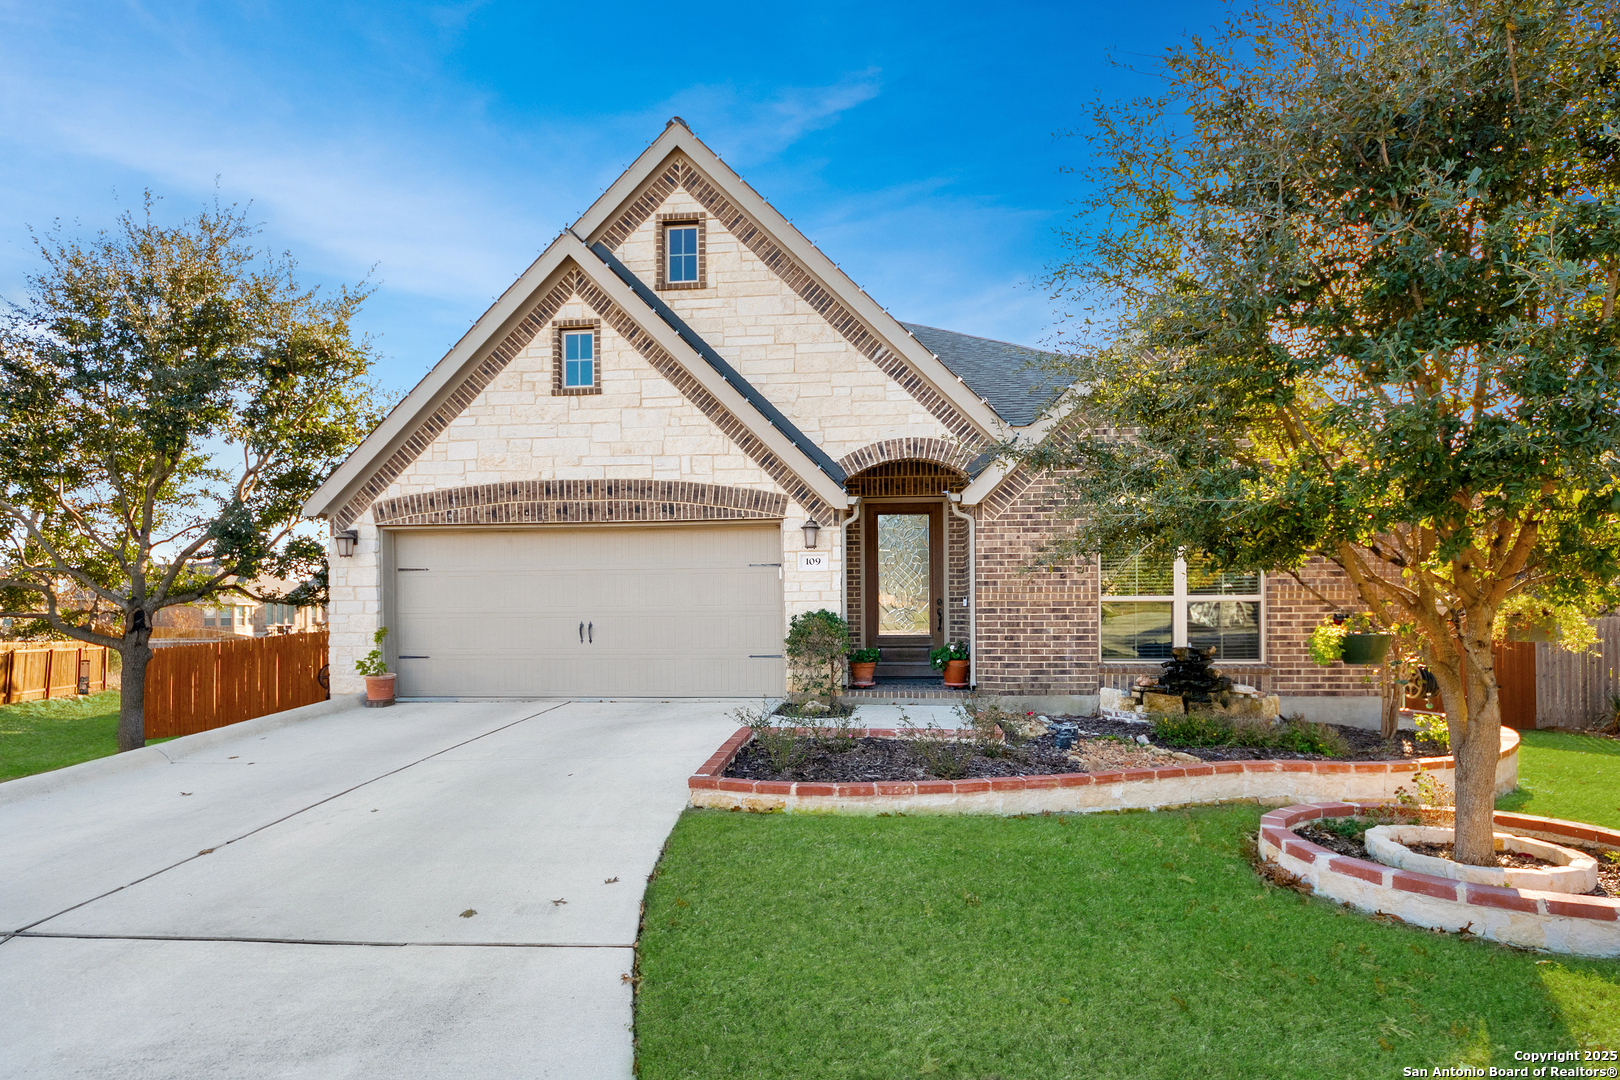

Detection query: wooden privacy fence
(1535, 616), (1620, 730)
(0, 642), (110, 705)
(144, 631), (328, 739)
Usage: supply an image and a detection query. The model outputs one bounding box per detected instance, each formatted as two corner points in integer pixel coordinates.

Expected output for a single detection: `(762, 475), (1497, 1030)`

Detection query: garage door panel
(390, 526), (785, 697)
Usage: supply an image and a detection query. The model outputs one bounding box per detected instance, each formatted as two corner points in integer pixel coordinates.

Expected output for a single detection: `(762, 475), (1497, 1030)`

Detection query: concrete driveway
(0, 699), (744, 1079)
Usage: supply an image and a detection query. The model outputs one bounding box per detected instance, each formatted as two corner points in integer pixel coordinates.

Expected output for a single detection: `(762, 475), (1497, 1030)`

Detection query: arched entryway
(844, 460), (970, 681)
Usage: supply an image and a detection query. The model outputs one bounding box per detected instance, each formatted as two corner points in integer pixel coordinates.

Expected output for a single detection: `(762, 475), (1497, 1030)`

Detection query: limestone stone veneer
(1259, 802), (1619, 958)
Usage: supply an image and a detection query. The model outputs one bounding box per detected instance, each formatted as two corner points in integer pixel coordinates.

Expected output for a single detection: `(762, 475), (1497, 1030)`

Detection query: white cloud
(657, 70), (883, 166)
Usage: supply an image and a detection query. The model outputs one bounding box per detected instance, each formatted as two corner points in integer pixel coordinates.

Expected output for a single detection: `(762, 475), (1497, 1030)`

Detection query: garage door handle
(588, 621), (593, 643)
(579, 621), (584, 643)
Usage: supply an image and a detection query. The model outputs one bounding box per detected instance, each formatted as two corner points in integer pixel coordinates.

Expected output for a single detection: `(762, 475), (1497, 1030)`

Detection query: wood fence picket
(144, 632), (328, 739)
(0, 643), (110, 704)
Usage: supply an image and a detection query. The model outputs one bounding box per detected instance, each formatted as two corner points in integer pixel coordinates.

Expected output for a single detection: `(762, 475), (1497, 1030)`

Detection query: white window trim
(667, 224), (699, 283)
(1100, 556), (1266, 663)
(562, 330), (594, 387)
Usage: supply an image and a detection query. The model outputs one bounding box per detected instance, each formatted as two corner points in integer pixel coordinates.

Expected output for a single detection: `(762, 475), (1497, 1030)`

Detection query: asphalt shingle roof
(900, 323), (1067, 427)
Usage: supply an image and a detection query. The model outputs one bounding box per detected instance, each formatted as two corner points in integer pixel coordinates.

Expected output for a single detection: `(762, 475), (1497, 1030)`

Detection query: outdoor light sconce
(334, 529), (359, 558)
(801, 519), (820, 549)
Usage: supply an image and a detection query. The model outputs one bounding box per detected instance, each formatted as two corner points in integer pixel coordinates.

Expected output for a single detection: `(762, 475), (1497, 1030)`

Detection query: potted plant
(356, 626), (395, 707)
(930, 641), (970, 688)
(1310, 613), (1392, 665)
(847, 646), (880, 688)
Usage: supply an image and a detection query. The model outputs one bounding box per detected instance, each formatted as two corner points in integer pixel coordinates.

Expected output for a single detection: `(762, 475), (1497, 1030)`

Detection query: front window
(667, 225), (698, 283)
(1101, 554), (1262, 661)
(563, 331), (594, 388)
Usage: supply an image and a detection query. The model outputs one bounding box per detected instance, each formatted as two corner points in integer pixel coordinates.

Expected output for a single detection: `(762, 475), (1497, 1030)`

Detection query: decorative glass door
(877, 514), (931, 635)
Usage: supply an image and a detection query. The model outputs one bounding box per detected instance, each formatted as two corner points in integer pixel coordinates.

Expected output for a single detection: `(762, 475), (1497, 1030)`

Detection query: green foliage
(901, 709), (975, 779)
(1013, 0), (1620, 860)
(354, 626), (390, 678)
(1414, 711), (1451, 752)
(784, 609), (849, 703)
(0, 194), (388, 748)
(736, 700), (808, 776)
(846, 646), (881, 664)
(1491, 593), (1600, 652)
(928, 641), (969, 670)
(1396, 770), (1456, 809)
(1307, 622), (1346, 666)
(1150, 711), (1348, 757)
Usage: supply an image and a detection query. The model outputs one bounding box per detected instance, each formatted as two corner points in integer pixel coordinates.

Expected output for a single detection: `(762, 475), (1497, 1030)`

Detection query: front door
(864, 503), (945, 679)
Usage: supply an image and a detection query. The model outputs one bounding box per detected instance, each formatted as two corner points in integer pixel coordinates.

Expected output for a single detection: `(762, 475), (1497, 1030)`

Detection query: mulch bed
(1294, 820), (1620, 898)
(1055, 715), (1449, 762)
(726, 735), (1080, 783)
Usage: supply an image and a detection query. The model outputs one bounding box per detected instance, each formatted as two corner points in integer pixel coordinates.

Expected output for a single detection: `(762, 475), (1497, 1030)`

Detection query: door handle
(936, 597), (943, 632)
(579, 621), (584, 644)
(588, 621), (593, 644)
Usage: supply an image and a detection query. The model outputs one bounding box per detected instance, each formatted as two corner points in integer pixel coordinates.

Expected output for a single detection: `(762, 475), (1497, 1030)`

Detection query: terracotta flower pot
(849, 661), (877, 688)
(942, 659), (970, 688)
(364, 673), (397, 708)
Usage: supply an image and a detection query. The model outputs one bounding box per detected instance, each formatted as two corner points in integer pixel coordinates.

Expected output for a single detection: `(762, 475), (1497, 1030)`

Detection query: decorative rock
(1141, 691), (1185, 715)
(801, 700), (829, 715)
(1170, 751), (1202, 763)
(1135, 734), (1151, 746)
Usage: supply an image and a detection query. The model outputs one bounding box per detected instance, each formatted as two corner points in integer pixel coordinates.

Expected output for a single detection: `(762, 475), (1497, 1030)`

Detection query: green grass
(636, 805), (1619, 1080)
(1495, 730), (1620, 830)
(0, 691), (151, 782)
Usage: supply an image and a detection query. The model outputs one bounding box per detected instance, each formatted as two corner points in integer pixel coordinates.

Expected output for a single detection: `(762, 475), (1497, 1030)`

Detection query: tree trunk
(117, 635), (153, 752)
(1379, 661), (1400, 741)
(1430, 643), (1503, 866)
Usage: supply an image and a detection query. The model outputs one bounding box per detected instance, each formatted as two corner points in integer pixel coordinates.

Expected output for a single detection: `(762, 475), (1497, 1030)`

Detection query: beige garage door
(390, 525), (785, 697)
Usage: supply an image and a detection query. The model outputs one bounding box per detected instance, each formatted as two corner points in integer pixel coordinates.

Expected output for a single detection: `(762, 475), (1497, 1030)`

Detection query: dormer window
(655, 213), (706, 289)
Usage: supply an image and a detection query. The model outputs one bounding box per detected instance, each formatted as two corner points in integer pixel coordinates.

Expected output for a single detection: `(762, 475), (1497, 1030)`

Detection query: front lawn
(1495, 729), (1620, 830)
(636, 805), (1619, 1080)
(0, 691), (158, 783)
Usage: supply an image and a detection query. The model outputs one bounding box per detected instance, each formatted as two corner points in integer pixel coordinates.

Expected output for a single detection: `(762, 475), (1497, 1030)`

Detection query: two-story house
(304, 120), (1377, 723)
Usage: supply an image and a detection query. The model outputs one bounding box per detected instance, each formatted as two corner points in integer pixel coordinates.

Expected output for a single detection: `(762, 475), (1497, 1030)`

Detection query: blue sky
(0, 1), (1218, 397)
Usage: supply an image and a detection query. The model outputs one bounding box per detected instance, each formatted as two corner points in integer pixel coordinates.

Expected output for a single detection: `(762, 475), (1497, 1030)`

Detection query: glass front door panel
(877, 514), (931, 635)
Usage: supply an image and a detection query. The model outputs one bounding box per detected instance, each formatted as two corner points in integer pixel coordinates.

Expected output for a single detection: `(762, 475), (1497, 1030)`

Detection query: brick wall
(968, 473), (1374, 699)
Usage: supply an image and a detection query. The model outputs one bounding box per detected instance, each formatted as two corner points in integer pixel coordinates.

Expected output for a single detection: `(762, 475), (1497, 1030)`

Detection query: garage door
(390, 526), (785, 697)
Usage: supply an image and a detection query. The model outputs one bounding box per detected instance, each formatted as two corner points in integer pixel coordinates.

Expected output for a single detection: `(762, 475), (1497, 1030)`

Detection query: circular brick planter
(687, 727), (1519, 816)
(1258, 803), (1619, 958)
(1364, 825), (1599, 893)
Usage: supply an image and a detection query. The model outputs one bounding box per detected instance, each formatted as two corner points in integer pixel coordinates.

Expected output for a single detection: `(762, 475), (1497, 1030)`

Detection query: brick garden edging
(687, 727), (1519, 816)
(1257, 802), (1620, 958)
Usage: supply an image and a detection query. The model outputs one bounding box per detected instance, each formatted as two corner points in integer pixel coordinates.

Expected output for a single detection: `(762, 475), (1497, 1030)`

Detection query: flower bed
(686, 726), (1519, 816)
(1257, 802), (1620, 958)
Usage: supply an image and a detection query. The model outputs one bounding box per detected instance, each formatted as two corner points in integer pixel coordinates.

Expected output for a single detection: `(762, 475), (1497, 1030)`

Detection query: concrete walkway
(0, 699), (744, 1079)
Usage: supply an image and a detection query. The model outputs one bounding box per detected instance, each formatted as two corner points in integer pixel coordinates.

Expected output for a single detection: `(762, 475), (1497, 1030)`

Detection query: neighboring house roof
(901, 324), (1065, 428)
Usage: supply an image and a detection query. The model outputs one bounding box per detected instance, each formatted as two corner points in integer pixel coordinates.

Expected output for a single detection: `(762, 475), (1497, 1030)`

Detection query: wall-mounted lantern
(801, 519), (821, 549)
(334, 529), (359, 558)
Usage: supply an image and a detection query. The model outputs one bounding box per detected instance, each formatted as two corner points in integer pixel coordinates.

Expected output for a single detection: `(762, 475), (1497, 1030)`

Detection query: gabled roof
(302, 232), (848, 525)
(901, 324), (1066, 428)
(571, 120), (1010, 439)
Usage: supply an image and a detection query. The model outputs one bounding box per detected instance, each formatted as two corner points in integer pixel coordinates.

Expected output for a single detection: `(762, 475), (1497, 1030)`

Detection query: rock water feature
(1098, 646), (1281, 721)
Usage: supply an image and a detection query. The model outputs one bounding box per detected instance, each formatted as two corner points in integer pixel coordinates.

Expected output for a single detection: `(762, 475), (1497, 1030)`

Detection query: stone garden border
(1258, 803), (1619, 958)
(687, 727), (1519, 815)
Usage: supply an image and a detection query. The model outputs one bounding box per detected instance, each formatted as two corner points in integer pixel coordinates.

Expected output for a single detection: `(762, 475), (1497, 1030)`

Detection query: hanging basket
(1340, 633), (1393, 665)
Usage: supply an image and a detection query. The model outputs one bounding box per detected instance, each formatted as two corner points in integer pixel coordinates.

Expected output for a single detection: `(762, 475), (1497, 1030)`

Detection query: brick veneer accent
(966, 471), (1374, 698)
(371, 480), (789, 527)
(551, 318), (602, 396)
(654, 212), (706, 291)
(335, 265), (838, 530)
(1259, 796), (1619, 956)
(595, 155), (987, 442)
(838, 438), (978, 477)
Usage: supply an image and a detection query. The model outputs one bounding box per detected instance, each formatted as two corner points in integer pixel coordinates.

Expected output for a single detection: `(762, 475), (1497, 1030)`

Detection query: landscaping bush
(1149, 712), (1348, 757)
(1149, 711), (1234, 747)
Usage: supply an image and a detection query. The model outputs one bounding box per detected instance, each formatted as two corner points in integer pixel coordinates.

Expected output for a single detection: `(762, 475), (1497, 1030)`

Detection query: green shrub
(1414, 711), (1450, 751)
(1150, 711), (1234, 747)
(785, 610), (849, 703)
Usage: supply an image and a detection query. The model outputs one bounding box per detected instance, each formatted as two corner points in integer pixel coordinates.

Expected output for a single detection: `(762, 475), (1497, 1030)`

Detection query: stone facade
(313, 124), (1382, 714)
